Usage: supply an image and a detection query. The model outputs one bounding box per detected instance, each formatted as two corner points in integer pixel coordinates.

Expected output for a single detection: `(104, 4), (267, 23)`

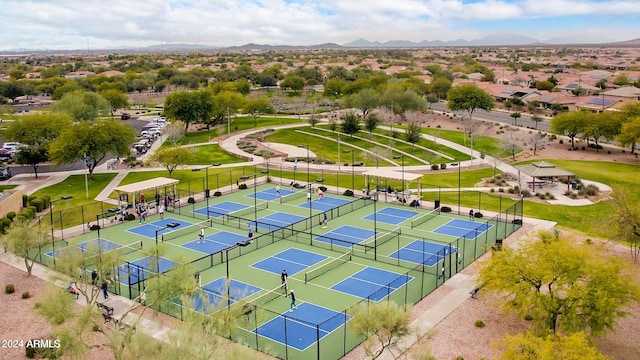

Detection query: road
(431, 102), (551, 131)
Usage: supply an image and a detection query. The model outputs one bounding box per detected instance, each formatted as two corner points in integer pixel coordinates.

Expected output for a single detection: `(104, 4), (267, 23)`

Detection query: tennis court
(314, 225), (377, 248)
(193, 201), (248, 217)
(248, 187), (295, 201)
(175, 277), (262, 312)
(255, 302), (350, 351)
(126, 217), (194, 238)
(362, 207), (418, 225)
(331, 267), (412, 301)
(251, 212), (306, 231)
(183, 230), (248, 254)
(298, 196), (351, 212)
(46, 238), (121, 258)
(251, 248), (328, 275)
(434, 218), (493, 238)
(389, 240), (457, 266)
(117, 256), (177, 285)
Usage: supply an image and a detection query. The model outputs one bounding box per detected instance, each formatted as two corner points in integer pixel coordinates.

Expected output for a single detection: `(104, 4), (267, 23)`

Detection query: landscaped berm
(13, 179), (521, 360)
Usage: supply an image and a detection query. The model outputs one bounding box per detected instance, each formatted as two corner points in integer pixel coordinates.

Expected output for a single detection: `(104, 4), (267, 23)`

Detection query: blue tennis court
(46, 238), (121, 258)
(117, 256), (177, 285)
(183, 230), (247, 254)
(298, 196), (350, 212)
(250, 212), (306, 231)
(363, 207), (417, 225)
(177, 278), (262, 312)
(390, 240), (457, 266)
(331, 267), (412, 301)
(251, 248), (327, 275)
(434, 218), (493, 238)
(248, 187), (294, 201)
(126, 218), (193, 238)
(193, 201), (248, 217)
(314, 225), (376, 248)
(255, 302), (350, 351)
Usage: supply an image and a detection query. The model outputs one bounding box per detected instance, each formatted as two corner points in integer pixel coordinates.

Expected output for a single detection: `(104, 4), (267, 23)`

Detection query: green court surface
(36, 183), (522, 360)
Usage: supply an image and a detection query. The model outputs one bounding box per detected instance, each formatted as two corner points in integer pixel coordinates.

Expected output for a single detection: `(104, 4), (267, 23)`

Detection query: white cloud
(0, 0), (639, 49)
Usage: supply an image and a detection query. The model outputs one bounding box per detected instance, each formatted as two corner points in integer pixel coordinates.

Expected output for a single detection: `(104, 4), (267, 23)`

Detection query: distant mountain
(144, 43), (217, 50)
(345, 33), (540, 47)
(222, 42), (343, 51)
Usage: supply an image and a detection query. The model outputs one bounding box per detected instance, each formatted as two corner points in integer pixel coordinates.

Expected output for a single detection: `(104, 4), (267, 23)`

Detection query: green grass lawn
(0, 185), (17, 192)
(187, 144), (246, 165)
(373, 127), (472, 162)
(265, 127), (396, 166)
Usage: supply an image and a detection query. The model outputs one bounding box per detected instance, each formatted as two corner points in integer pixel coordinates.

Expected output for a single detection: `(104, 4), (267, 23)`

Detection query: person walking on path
(247, 224), (253, 242)
(158, 203), (165, 219)
(281, 269), (288, 293)
(101, 279), (109, 299)
(322, 212), (328, 228)
(91, 269), (98, 285)
(469, 209), (474, 221)
(287, 289), (296, 312)
(198, 226), (205, 243)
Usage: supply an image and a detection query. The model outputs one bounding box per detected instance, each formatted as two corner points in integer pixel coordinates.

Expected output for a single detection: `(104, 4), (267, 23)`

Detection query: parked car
(2, 142), (22, 152)
(141, 129), (162, 138)
(121, 113), (131, 120)
(0, 166), (11, 180)
(0, 149), (13, 162)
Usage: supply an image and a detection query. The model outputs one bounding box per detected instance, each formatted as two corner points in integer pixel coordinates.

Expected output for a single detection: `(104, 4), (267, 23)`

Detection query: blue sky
(1, 0), (639, 50)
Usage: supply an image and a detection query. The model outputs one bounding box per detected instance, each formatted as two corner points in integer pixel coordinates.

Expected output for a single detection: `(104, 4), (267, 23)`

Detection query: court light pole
(401, 155), (405, 205)
(50, 195), (72, 266)
(344, 150), (354, 194)
(298, 145), (312, 240)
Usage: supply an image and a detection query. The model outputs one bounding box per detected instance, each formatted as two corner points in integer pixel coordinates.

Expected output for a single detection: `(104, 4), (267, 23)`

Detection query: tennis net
(281, 189), (308, 204)
(411, 209), (439, 228)
(304, 251), (352, 284)
(227, 200), (269, 220)
(248, 284), (287, 308)
(362, 226), (401, 252)
(161, 219), (211, 243)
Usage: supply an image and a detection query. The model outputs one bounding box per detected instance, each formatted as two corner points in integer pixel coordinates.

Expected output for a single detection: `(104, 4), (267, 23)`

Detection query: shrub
(431, 164), (439, 170)
(124, 214), (136, 221)
(524, 314), (533, 321)
(238, 184), (248, 190)
(213, 191), (222, 197)
(15, 215), (26, 223)
(187, 197), (196, 204)
(474, 320), (485, 328)
(570, 193), (578, 199)
(89, 224), (100, 231)
(0, 217), (10, 234)
(508, 188), (515, 194)
(5, 284), (15, 294)
(474, 212), (483, 219)
(440, 163), (447, 170)
(343, 189), (354, 197)
(22, 194), (29, 207)
(521, 190), (531, 197)
(22, 291), (30, 299)
(441, 206), (452, 213)
(6, 211), (16, 221)
(498, 188), (504, 192)
(583, 184), (599, 196)
(539, 194), (546, 200)
(29, 198), (44, 212)
(490, 188), (495, 193)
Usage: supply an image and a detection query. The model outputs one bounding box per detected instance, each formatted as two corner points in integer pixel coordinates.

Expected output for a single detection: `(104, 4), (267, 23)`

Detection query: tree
(280, 75), (305, 92)
(607, 185), (640, 262)
(5, 222), (47, 276)
(364, 112), (380, 134)
(164, 121), (186, 146)
(551, 111), (590, 148)
(15, 145), (48, 178)
(49, 119), (135, 178)
(617, 103), (640, 154)
(405, 122), (422, 147)
(510, 112), (522, 126)
(2, 112), (71, 147)
(348, 301), (412, 359)
(496, 331), (608, 360)
(381, 85), (427, 121)
(425, 94), (439, 109)
(535, 80), (554, 91)
(53, 90), (111, 121)
(531, 115), (544, 129)
(446, 84), (494, 124)
(613, 73), (631, 86)
(210, 91), (245, 129)
(341, 111), (360, 137)
(100, 89), (129, 114)
(478, 230), (639, 335)
(165, 90), (213, 135)
(244, 98), (275, 127)
(343, 88), (380, 120)
(429, 77), (452, 99)
(148, 146), (195, 176)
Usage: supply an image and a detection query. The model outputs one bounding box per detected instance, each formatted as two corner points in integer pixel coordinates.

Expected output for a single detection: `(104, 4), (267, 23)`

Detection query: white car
(141, 129), (161, 138)
(2, 142), (22, 152)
